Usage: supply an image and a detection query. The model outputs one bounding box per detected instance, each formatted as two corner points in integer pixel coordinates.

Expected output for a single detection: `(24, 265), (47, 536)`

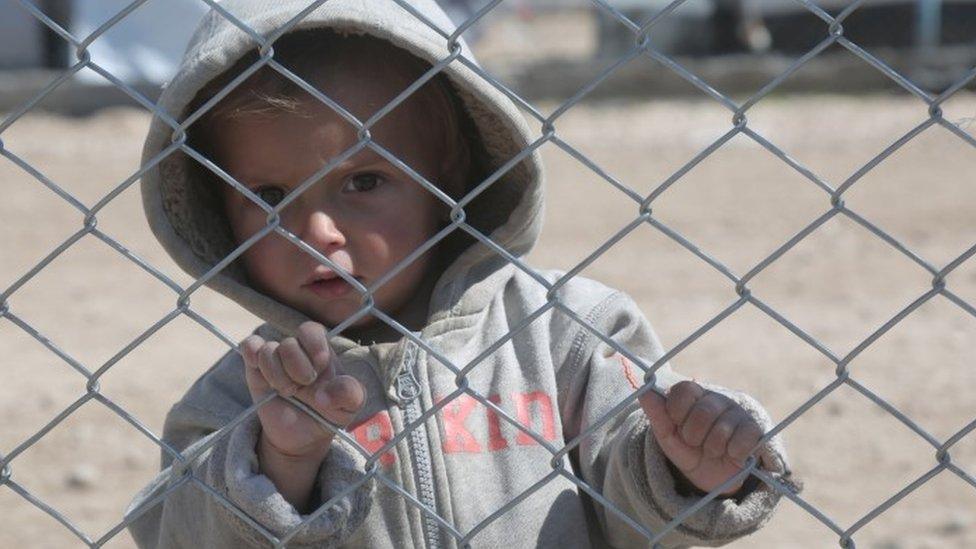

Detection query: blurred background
(2, 0), (976, 106)
(1, 1), (975, 548)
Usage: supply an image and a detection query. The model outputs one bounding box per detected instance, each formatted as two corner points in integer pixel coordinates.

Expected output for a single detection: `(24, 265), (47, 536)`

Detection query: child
(127, 1), (799, 547)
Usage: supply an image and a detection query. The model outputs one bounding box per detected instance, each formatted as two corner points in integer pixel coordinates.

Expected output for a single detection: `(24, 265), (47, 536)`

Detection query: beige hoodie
(125, 1), (798, 547)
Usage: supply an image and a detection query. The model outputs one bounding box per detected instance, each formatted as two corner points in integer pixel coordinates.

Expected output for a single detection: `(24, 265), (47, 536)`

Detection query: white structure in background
(72, 0), (209, 85)
(4, 0), (491, 85)
(0, 0), (208, 85)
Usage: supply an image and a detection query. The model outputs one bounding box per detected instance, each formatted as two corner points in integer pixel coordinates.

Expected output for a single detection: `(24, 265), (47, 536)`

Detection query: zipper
(397, 341), (442, 549)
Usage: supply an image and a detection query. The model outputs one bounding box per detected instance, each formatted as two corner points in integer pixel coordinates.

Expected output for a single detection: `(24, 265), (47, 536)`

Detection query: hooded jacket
(125, 1), (798, 547)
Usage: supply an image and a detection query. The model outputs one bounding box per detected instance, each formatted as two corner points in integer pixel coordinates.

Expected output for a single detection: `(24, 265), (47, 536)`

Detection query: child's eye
(254, 186), (287, 207)
(343, 173), (384, 193)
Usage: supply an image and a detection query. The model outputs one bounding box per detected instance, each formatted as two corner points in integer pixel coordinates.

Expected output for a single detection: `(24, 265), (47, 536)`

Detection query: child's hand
(638, 380), (763, 496)
(240, 321), (366, 461)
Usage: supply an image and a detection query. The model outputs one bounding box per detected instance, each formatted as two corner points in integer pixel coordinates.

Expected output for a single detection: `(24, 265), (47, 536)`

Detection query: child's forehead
(311, 63), (432, 122)
(216, 101), (438, 183)
(287, 97), (438, 164)
(203, 36), (458, 181)
(216, 84), (432, 148)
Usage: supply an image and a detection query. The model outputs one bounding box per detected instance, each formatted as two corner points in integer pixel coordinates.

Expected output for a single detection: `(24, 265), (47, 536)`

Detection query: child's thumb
(638, 387), (674, 442)
(310, 374), (366, 427)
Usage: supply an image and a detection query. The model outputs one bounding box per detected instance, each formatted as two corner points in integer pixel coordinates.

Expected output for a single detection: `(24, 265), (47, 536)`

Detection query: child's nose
(301, 210), (346, 252)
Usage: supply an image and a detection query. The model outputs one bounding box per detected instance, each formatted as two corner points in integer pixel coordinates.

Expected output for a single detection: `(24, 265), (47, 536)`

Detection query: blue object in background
(71, 0), (209, 86)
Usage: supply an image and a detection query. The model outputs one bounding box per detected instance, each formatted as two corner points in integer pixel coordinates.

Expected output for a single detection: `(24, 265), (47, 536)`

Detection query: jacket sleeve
(556, 290), (800, 548)
(123, 354), (374, 549)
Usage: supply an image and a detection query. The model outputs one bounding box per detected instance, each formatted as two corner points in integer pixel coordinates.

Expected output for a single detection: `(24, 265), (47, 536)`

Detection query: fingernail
(316, 389), (331, 407)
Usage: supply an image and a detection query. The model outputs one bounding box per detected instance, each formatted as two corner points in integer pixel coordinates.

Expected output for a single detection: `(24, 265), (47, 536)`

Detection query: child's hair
(188, 28), (483, 200)
(184, 28), (489, 268)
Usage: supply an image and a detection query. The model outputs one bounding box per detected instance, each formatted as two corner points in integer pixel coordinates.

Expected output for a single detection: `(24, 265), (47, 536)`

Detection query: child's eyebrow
(229, 170), (275, 186)
(332, 150), (391, 172)
(229, 152), (391, 187)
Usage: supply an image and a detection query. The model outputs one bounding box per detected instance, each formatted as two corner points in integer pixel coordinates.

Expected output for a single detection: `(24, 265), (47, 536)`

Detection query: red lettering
(351, 411), (395, 466)
(485, 394), (509, 451)
(439, 395), (482, 453)
(514, 391), (556, 445)
(616, 353), (641, 390)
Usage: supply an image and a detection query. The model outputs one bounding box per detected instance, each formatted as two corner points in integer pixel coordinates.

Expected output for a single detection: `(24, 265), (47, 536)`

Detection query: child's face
(214, 80), (446, 332)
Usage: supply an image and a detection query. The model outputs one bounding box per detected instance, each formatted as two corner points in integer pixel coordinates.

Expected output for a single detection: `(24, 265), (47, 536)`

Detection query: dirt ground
(1, 67), (975, 549)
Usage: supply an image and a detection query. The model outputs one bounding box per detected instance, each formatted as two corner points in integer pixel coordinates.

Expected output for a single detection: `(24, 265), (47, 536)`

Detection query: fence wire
(1, 0), (975, 548)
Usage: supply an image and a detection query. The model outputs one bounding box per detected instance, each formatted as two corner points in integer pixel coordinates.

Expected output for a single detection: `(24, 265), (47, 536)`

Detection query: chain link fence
(1, 0), (975, 547)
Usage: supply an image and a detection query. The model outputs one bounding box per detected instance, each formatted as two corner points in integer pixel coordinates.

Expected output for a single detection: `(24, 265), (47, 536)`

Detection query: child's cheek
(227, 204), (268, 241)
(242, 236), (292, 286)
(360, 231), (395, 263)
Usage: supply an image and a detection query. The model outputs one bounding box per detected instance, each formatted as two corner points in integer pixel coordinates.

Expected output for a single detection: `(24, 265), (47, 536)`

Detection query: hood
(140, 0), (545, 344)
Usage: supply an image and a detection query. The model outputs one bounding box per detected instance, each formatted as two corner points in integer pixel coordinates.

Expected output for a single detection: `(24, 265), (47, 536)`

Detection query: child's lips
(303, 276), (356, 299)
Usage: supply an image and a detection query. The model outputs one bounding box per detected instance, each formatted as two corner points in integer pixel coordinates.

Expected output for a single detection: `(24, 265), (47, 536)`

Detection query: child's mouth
(303, 276), (356, 299)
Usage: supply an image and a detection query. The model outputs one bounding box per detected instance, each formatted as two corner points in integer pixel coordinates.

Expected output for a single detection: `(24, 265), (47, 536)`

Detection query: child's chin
(312, 308), (377, 332)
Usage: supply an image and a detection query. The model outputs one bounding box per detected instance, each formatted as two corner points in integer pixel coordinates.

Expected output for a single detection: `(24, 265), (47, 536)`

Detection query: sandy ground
(1, 22), (975, 547)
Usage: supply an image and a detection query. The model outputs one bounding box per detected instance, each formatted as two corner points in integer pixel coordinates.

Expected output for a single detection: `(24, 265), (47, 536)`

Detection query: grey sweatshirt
(126, 1), (798, 547)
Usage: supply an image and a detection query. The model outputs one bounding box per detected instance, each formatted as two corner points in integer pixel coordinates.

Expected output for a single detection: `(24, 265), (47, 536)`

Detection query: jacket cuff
(631, 417), (796, 545)
(207, 413), (374, 547)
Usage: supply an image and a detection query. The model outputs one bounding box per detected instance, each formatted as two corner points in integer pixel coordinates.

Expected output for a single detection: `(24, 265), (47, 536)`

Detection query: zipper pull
(395, 344), (421, 405)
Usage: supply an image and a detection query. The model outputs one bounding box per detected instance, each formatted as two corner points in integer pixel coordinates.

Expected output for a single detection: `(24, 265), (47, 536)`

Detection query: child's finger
(240, 335), (265, 369)
(243, 352), (272, 399)
(642, 388), (701, 471)
(679, 392), (734, 447)
(702, 407), (744, 459)
(727, 418), (764, 466)
(307, 374), (366, 427)
(258, 341), (300, 397)
(276, 337), (318, 385)
(665, 380), (706, 426)
(296, 321), (334, 378)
